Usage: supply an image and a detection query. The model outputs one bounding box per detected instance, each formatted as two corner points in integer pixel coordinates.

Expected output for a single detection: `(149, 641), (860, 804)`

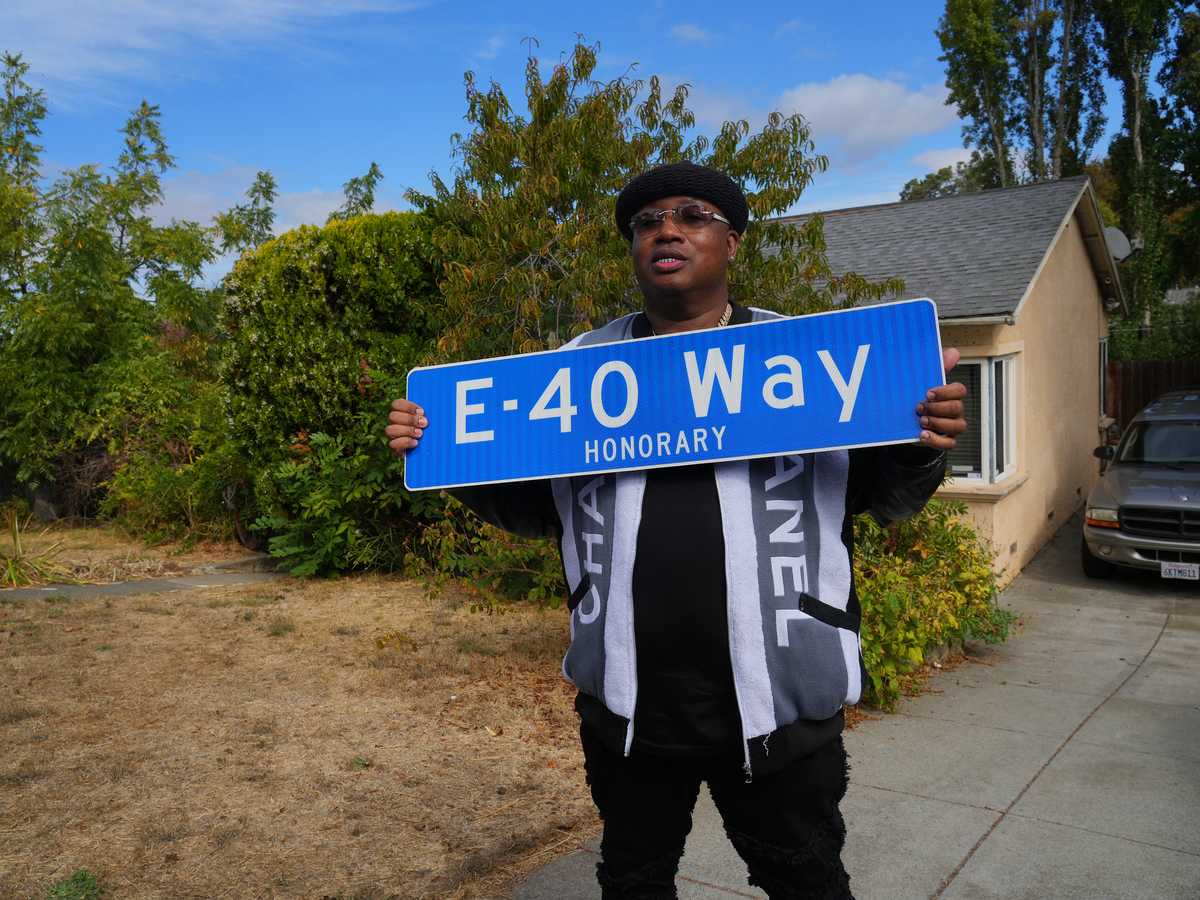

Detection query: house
(781, 176), (1124, 584)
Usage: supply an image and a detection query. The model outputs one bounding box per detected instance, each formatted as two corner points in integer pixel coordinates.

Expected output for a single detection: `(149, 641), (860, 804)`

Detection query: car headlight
(1085, 507), (1119, 529)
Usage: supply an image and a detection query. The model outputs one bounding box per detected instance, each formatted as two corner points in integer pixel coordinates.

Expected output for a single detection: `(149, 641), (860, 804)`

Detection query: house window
(946, 356), (1018, 482)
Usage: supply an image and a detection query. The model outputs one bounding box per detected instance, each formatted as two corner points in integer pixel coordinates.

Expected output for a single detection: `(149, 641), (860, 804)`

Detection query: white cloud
(275, 187), (348, 229)
(474, 33), (505, 62)
(1, 1), (421, 96)
(685, 84), (762, 129)
(774, 19), (811, 37)
(790, 188), (900, 215)
(671, 24), (713, 44)
(777, 74), (958, 164)
(154, 165), (405, 283)
(912, 146), (973, 171)
(154, 165), (261, 227)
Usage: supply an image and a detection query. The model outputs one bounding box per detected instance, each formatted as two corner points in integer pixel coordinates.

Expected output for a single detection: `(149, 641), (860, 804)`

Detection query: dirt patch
(3, 522), (248, 586)
(0, 577), (596, 898)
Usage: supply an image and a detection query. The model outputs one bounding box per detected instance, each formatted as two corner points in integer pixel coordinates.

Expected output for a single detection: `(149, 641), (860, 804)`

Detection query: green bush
(412, 496), (565, 609)
(855, 499), (1011, 709)
(93, 367), (241, 543)
(221, 211), (446, 574)
(1108, 298), (1200, 361)
(254, 404), (445, 576)
(429, 491), (1009, 707)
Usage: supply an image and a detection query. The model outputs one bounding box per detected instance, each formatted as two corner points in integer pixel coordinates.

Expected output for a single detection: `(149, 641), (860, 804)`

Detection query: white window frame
(948, 354), (1019, 485)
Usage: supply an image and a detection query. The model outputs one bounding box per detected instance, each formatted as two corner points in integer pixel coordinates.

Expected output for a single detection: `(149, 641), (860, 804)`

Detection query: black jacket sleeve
(848, 445), (946, 525)
(448, 480), (560, 540)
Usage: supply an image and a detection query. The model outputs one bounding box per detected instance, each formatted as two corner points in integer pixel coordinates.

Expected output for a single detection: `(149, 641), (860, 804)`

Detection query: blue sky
(4, 0), (1124, 276)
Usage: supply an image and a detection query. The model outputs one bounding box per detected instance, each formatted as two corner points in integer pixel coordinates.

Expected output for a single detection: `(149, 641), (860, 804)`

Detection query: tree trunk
(1131, 65), (1144, 169)
(981, 73), (1010, 188)
(990, 114), (1010, 187)
(1029, 2), (1046, 180)
(1052, 0), (1074, 180)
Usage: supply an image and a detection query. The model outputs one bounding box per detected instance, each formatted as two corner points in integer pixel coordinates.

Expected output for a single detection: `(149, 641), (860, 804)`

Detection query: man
(387, 162), (967, 899)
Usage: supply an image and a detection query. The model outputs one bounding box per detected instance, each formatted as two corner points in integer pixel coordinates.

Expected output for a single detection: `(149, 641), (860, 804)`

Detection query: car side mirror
(1093, 446), (1115, 460)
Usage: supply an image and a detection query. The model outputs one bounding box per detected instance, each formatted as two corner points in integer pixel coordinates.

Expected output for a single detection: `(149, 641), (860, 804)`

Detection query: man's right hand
(386, 398), (427, 455)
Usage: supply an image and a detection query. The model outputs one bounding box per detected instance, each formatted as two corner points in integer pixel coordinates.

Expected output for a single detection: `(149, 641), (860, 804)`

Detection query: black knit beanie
(615, 161), (749, 241)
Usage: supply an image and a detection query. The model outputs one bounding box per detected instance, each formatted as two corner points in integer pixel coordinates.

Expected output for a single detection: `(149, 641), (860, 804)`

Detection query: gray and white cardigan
(454, 307), (945, 777)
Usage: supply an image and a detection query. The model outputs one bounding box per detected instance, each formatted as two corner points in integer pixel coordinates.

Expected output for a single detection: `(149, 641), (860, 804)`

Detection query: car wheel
(1081, 537), (1116, 579)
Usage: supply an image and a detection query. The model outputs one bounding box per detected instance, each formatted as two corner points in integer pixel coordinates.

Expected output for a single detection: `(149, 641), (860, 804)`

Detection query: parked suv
(1083, 389), (1200, 581)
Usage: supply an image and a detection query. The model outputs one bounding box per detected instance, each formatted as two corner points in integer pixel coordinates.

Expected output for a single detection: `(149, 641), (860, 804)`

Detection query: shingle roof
(776, 175), (1111, 320)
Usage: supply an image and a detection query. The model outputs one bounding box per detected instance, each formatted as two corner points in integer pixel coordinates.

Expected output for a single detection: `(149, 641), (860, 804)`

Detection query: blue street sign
(404, 298), (944, 491)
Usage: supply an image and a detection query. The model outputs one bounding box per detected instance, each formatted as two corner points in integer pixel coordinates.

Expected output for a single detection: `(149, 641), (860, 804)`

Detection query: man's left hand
(916, 348), (967, 451)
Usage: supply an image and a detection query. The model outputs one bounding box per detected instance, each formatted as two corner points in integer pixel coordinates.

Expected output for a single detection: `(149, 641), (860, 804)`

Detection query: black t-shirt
(576, 305), (843, 762)
(629, 460), (743, 754)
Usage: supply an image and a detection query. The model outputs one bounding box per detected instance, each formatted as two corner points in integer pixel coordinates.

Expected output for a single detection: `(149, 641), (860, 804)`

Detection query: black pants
(581, 725), (854, 900)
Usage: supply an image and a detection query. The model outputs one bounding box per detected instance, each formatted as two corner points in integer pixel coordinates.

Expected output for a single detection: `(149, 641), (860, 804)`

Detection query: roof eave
(1010, 179), (1126, 324)
(940, 313), (1016, 326)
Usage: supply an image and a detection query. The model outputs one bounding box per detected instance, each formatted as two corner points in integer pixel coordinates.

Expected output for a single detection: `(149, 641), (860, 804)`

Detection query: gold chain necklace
(651, 302), (732, 336)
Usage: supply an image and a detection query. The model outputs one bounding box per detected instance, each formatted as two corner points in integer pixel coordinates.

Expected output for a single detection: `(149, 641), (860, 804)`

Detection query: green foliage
(1160, 7), (1200, 286)
(406, 38), (901, 362)
(1108, 296), (1200, 360)
(412, 496), (565, 609)
(221, 211), (444, 574)
(90, 351), (241, 542)
(327, 161), (383, 223)
(934, 1), (1107, 187)
(900, 151), (1002, 201)
(252, 416), (441, 577)
(215, 170), (277, 255)
(0, 71), (221, 514)
(1, 510), (71, 587)
(1050, 0), (1108, 178)
(855, 500), (1012, 709)
(937, 0), (1018, 187)
(0, 51), (46, 311)
(44, 868), (105, 900)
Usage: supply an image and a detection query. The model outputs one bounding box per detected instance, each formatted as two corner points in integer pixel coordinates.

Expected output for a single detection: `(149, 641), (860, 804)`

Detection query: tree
(1095, 0), (1177, 175)
(0, 94), (218, 500)
(1049, 0), (1108, 177)
(1159, 4), (1200, 284)
(938, 0), (1018, 187)
(1012, 0), (1057, 181)
(0, 52), (47, 313)
(1094, 0), (1180, 311)
(327, 161), (383, 222)
(406, 39), (901, 362)
(900, 151), (1003, 201)
(215, 170), (277, 254)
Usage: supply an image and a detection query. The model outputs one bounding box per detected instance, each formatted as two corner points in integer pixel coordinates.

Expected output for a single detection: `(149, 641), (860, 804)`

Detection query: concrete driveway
(517, 514), (1200, 899)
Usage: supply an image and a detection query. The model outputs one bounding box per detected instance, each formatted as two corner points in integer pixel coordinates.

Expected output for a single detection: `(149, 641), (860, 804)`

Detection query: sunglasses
(629, 203), (731, 236)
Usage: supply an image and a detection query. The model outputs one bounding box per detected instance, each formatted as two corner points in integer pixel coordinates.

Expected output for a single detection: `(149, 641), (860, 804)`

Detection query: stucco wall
(936, 211), (1108, 585)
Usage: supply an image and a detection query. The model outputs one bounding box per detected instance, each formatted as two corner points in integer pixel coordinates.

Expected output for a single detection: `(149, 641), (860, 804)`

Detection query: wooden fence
(1107, 360), (1200, 429)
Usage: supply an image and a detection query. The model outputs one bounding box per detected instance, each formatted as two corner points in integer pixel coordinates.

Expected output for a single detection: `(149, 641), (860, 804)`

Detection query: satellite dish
(1104, 226), (1132, 262)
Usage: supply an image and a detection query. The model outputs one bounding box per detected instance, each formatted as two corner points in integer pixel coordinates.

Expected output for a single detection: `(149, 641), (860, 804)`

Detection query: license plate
(1161, 561), (1200, 580)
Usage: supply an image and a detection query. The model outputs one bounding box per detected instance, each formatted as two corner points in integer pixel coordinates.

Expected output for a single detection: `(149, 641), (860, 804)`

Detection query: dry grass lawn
(0, 575), (595, 898)
(3, 520), (248, 586)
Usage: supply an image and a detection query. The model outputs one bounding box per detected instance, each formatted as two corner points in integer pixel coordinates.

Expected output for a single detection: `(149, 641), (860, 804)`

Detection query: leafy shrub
(221, 212), (445, 574)
(412, 496), (565, 609)
(89, 336), (241, 542)
(425, 490), (1008, 709)
(1108, 297), (1200, 361)
(253, 405), (444, 576)
(855, 499), (1012, 709)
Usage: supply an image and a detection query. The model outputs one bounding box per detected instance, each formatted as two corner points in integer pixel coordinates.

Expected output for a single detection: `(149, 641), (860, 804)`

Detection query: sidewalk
(0, 555), (281, 602)
(517, 516), (1200, 899)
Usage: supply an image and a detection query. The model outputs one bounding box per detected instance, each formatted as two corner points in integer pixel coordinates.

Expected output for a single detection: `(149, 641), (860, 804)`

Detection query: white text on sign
(454, 344), (872, 462)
